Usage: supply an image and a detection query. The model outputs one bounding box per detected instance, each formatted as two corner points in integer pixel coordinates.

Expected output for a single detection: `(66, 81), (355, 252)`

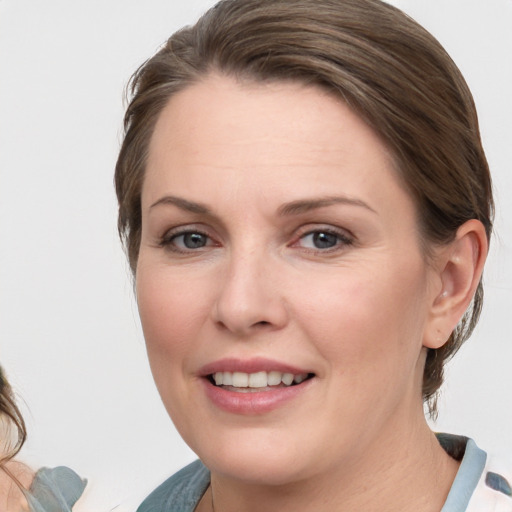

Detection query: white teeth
(248, 371), (267, 388)
(232, 372), (249, 387)
(267, 371), (282, 386)
(211, 370), (310, 388)
(281, 373), (294, 386)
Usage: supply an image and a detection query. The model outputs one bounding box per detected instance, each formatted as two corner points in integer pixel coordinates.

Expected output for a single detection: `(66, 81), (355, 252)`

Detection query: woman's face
(137, 75), (441, 484)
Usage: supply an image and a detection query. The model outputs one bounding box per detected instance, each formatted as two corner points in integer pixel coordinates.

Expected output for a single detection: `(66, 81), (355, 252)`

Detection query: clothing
(436, 435), (512, 511)
(25, 466), (87, 512)
(136, 434), (512, 512)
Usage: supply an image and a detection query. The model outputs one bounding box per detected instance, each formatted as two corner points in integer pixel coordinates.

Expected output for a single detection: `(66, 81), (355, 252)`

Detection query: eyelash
(159, 227), (216, 254)
(158, 225), (354, 254)
(293, 227), (354, 253)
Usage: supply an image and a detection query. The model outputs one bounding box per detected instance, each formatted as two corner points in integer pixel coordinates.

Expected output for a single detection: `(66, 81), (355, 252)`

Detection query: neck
(200, 416), (459, 512)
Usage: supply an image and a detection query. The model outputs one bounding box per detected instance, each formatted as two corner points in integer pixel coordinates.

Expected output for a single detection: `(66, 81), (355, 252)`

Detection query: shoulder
(0, 463), (86, 512)
(0, 461), (34, 511)
(470, 449), (512, 512)
(27, 466), (87, 512)
(438, 434), (512, 512)
(136, 460), (210, 512)
(436, 434), (512, 512)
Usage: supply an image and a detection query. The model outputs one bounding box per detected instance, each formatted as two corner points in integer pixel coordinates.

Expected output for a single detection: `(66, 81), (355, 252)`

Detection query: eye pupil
(313, 232), (338, 249)
(183, 233), (207, 248)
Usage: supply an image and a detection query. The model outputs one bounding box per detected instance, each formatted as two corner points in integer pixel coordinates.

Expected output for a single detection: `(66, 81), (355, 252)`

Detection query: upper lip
(198, 357), (312, 377)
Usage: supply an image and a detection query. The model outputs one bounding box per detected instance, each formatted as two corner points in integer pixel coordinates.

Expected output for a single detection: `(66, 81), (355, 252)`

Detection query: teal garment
(136, 435), (511, 512)
(25, 466), (87, 512)
(136, 460), (209, 512)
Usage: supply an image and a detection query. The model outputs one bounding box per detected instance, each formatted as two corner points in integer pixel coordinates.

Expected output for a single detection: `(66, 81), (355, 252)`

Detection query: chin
(206, 453), (310, 486)
(188, 426), (325, 486)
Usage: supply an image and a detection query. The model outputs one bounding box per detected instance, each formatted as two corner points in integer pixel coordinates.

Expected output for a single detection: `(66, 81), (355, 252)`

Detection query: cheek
(135, 263), (216, 430)
(136, 264), (211, 365)
(295, 261), (429, 378)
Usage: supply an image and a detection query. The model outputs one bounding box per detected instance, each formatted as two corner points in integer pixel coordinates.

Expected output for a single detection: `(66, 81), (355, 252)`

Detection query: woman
(115, 0), (511, 510)
(0, 366), (87, 511)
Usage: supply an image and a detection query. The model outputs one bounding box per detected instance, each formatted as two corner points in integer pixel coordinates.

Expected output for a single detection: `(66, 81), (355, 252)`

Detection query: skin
(136, 74), (486, 511)
(0, 462), (33, 511)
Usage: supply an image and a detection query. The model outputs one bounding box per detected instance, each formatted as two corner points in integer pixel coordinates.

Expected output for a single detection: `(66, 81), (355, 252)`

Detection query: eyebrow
(150, 196), (212, 215)
(149, 194), (376, 217)
(278, 196), (376, 216)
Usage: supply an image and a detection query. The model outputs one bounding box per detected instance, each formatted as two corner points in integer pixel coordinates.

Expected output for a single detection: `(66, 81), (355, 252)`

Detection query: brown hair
(115, 0), (493, 414)
(0, 366), (27, 467)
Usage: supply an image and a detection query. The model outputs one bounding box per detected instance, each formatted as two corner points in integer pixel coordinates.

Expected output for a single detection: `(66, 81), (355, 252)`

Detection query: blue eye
(161, 230), (212, 251)
(299, 230), (352, 250)
(179, 232), (208, 249)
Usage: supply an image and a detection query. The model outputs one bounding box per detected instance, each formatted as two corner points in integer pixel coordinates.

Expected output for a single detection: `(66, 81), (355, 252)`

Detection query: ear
(423, 219), (488, 349)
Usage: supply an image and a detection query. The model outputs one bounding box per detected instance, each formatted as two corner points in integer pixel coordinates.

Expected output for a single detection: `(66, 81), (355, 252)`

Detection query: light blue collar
(440, 438), (487, 512)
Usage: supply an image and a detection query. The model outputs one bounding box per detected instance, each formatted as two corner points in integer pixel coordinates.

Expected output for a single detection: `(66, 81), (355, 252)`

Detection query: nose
(212, 249), (288, 337)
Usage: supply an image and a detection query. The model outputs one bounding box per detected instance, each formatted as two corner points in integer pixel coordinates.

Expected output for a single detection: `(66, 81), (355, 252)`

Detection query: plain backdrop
(1, 1), (511, 510)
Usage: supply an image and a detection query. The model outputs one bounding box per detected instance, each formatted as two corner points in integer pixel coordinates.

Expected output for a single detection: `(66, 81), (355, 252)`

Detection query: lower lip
(202, 378), (313, 415)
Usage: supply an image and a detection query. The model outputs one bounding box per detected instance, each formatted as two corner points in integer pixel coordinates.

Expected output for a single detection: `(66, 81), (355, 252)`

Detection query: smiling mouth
(208, 370), (315, 392)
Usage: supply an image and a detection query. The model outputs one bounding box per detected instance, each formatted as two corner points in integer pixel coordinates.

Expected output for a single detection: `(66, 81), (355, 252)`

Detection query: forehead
(144, 73), (410, 215)
(151, 74), (383, 144)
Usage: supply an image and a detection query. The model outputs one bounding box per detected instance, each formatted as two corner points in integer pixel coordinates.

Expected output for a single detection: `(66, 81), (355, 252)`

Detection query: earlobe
(423, 219), (488, 349)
